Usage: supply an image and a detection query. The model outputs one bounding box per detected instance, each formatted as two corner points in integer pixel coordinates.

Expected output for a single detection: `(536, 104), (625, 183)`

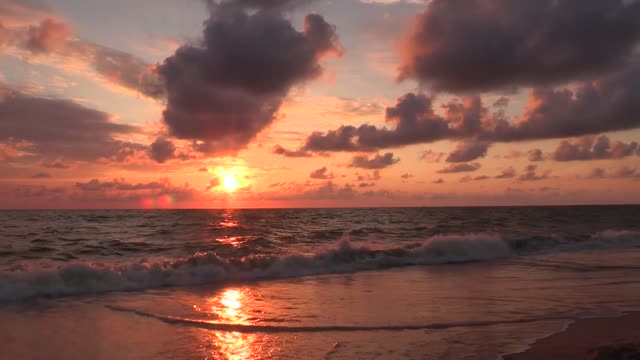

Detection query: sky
(1, 0), (639, 209)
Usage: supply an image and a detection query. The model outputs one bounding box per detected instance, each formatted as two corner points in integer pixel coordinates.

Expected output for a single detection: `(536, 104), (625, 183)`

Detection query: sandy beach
(505, 312), (640, 360)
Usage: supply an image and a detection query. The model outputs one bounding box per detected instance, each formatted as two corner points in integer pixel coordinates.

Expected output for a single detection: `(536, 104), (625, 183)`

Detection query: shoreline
(503, 312), (640, 360)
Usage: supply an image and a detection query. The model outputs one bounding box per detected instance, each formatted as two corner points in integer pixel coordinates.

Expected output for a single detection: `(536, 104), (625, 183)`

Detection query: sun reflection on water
(216, 236), (243, 247)
(197, 288), (277, 359)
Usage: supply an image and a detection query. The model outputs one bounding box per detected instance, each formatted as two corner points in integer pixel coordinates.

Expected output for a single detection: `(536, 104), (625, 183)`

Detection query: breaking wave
(1, 230), (639, 302)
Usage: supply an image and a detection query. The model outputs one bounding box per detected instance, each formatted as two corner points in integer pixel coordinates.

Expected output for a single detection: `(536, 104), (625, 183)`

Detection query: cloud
(303, 61), (640, 152)
(348, 152), (399, 169)
(309, 166), (334, 179)
(493, 97), (509, 108)
(71, 178), (203, 204)
(75, 178), (167, 192)
(518, 165), (551, 182)
(1, 177), (208, 208)
(356, 170), (381, 181)
(398, 0), (640, 92)
(273, 144), (312, 158)
(401, 173), (413, 179)
(6, 17), (164, 98)
(432, 178), (444, 184)
(446, 140), (490, 163)
(24, 17), (70, 52)
(495, 166), (516, 179)
(304, 93), (451, 151)
(528, 149), (544, 162)
(148, 138), (176, 164)
(207, 0), (310, 11)
(74, 42), (165, 98)
(419, 149), (445, 162)
(42, 160), (69, 169)
(31, 172), (50, 178)
(587, 167), (640, 180)
(157, 3), (342, 155)
(299, 181), (357, 200)
(0, 87), (144, 162)
(552, 135), (639, 161)
(460, 175), (489, 183)
(204, 177), (221, 192)
(0, 21), (12, 49)
(437, 163), (480, 173)
(0, 0), (51, 27)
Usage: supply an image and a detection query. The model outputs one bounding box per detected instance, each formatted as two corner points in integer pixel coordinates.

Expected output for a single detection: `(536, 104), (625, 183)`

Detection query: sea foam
(2, 230), (640, 302)
(0, 234), (510, 302)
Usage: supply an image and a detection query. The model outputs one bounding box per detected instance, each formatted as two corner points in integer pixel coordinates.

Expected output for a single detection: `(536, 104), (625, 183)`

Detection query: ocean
(1, 206), (640, 359)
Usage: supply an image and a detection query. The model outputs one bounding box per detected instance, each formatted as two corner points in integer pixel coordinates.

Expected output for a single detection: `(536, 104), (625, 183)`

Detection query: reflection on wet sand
(199, 288), (278, 359)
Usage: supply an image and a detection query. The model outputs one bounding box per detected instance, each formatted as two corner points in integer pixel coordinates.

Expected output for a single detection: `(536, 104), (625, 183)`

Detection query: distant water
(1, 206), (639, 302)
(2, 206), (640, 359)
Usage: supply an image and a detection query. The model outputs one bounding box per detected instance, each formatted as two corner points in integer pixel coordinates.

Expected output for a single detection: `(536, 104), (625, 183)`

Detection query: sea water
(1, 206), (640, 359)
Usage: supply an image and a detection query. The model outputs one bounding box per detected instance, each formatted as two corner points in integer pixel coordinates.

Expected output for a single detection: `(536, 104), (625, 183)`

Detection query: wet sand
(505, 312), (640, 360)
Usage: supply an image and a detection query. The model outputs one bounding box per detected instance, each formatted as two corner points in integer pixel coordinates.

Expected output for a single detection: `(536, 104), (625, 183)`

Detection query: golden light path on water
(195, 288), (279, 360)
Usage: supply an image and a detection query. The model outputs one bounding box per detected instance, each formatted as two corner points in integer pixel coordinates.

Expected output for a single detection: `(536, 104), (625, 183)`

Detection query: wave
(105, 305), (573, 333)
(1, 230), (639, 302)
(0, 234), (510, 302)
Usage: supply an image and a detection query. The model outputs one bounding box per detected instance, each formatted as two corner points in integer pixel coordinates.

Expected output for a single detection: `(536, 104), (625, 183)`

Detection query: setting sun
(222, 174), (240, 192)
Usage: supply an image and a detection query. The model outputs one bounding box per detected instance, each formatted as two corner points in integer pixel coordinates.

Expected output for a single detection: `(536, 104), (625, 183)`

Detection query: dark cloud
(0, 21), (11, 49)
(31, 172), (50, 178)
(3, 177), (203, 208)
(528, 149), (544, 162)
(206, 0), (309, 11)
(24, 17), (70, 52)
(148, 138), (176, 164)
(7, 16), (164, 99)
(401, 173), (413, 179)
(446, 141), (490, 163)
(432, 178), (444, 184)
(552, 135), (639, 162)
(587, 167), (607, 179)
(75, 178), (167, 192)
(0, 87), (143, 162)
(518, 165), (551, 182)
(495, 166), (516, 179)
(79, 43), (165, 98)
(273, 144), (312, 158)
(437, 163), (480, 174)
(587, 167), (640, 180)
(305, 181), (356, 200)
(358, 182), (375, 188)
(493, 97), (510, 108)
(348, 152), (399, 169)
(502, 150), (524, 160)
(204, 177), (222, 192)
(460, 175), (490, 183)
(419, 149), (445, 163)
(303, 61), (640, 152)
(398, 0), (640, 92)
(309, 166), (334, 179)
(356, 170), (381, 181)
(257, 180), (357, 202)
(304, 93), (451, 152)
(157, 3), (341, 155)
(42, 160), (69, 169)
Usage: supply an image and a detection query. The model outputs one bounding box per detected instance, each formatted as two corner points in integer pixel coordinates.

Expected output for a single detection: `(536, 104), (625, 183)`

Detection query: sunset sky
(1, 0), (640, 209)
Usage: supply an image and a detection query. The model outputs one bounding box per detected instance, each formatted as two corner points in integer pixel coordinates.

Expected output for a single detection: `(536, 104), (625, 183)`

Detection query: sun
(222, 174), (239, 192)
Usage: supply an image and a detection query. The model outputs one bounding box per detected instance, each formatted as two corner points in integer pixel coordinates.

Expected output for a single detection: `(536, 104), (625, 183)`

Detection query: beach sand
(505, 312), (640, 360)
